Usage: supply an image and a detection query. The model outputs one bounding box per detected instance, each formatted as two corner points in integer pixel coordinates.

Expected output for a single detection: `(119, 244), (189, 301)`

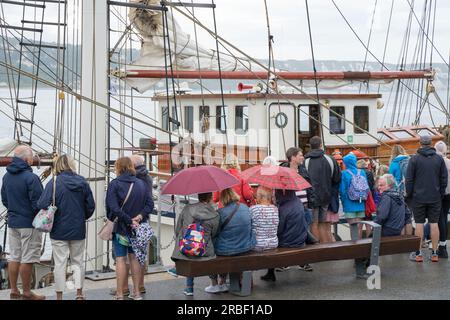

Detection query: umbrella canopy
(241, 164), (311, 190)
(161, 165), (240, 195)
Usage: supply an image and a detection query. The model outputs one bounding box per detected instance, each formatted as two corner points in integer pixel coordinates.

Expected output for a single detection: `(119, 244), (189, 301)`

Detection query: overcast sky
(189, 0), (450, 64)
(1, 0), (449, 65)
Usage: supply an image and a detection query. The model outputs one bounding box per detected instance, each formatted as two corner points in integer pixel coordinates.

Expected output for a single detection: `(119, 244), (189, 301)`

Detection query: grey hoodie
(171, 202), (220, 261)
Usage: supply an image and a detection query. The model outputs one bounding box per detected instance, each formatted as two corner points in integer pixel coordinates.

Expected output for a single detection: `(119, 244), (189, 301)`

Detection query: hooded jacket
(304, 149), (341, 207)
(375, 189), (406, 237)
(388, 155), (409, 192)
(213, 168), (254, 208)
(405, 146), (448, 203)
(339, 153), (367, 213)
(37, 170), (95, 240)
(135, 164), (154, 222)
(106, 172), (153, 237)
(1, 157), (43, 228)
(275, 190), (307, 248)
(214, 202), (256, 256)
(171, 202), (220, 261)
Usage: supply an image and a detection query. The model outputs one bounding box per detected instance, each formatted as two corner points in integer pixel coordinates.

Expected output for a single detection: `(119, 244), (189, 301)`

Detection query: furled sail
(123, 0), (263, 93)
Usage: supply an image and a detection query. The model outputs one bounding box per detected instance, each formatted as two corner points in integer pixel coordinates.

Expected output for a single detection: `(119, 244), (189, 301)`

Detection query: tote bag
(32, 176), (57, 233)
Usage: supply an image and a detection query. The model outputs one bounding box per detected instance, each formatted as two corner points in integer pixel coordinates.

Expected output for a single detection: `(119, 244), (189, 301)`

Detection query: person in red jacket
(213, 154), (255, 208)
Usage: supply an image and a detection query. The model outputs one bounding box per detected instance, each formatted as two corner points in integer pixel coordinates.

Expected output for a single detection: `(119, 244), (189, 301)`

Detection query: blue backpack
(397, 158), (409, 194)
(347, 169), (370, 202)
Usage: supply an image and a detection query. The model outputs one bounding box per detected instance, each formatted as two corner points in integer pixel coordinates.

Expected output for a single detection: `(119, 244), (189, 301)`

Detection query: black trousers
(439, 195), (450, 243)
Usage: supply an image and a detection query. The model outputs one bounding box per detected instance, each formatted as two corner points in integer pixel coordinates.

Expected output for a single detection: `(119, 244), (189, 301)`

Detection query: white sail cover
(124, 0), (263, 93)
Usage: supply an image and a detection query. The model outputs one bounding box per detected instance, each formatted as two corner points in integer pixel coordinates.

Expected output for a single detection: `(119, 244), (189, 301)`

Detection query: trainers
(128, 293), (143, 300)
(109, 288), (130, 296)
(219, 284), (229, 292)
(298, 264), (313, 272)
(204, 285), (221, 294)
(431, 252), (439, 262)
(167, 267), (178, 277)
(409, 251), (423, 262)
(183, 287), (193, 296)
(437, 245), (448, 259)
(275, 266), (290, 272)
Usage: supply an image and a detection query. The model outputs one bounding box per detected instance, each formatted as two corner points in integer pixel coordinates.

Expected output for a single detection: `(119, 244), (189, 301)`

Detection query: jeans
(304, 208), (313, 226)
(186, 277), (194, 287)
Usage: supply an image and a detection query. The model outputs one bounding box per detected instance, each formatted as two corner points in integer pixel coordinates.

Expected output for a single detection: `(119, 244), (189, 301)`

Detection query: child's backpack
(179, 222), (206, 257)
(347, 169), (370, 202)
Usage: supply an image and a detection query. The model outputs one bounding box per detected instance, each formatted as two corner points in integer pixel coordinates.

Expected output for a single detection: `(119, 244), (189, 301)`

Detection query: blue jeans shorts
(112, 235), (134, 258)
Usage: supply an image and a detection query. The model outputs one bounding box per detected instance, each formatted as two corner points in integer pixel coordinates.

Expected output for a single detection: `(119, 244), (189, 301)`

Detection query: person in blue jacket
(388, 144), (409, 195)
(340, 153), (367, 237)
(205, 188), (256, 294)
(260, 189), (308, 282)
(109, 154), (154, 297)
(1, 145), (44, 300)
(37, 154), (95, 300)
(375, 174), (409, 237)
(106, 157), (153, 300)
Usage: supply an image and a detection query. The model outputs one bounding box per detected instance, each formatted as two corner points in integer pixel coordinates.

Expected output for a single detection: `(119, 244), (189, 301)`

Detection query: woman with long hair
(37, 154), (95, 300)
(106, 157), (153, 300)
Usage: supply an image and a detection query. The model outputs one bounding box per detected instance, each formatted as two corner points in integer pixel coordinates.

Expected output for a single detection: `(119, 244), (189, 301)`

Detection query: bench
(175, 222), (421, 296)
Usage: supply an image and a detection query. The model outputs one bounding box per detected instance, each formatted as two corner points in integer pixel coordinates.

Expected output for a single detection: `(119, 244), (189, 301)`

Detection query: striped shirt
(295, 190), (308, 206)
(250, 205), (279, 251)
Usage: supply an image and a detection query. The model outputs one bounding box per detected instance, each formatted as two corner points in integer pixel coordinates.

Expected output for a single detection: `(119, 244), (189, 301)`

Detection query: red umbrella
(241, 165), (311, 190)
(161, 165), (240, 195)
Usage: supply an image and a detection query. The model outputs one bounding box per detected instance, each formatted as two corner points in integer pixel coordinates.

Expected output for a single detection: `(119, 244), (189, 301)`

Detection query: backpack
(396, 157), (409, 195)
(179, 222), (206, 257)
(347, 169), (370, 202)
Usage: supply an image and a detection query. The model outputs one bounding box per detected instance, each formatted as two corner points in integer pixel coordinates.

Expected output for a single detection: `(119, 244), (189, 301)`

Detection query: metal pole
(156, 177), (162, 265)
(80, 0), (107, 272)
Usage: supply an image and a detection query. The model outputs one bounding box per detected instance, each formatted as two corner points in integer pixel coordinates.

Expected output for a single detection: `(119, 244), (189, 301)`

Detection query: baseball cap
(420, 135), (432, 145)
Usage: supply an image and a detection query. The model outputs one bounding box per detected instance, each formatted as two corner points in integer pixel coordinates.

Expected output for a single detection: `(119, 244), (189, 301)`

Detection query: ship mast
(80, 0), (108, 272)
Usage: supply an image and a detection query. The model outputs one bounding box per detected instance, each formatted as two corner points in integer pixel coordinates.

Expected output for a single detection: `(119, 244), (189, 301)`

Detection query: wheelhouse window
(171, 106), (179, 131)
(199, 105), (210, 133)
(298, 105), (310, 134)
(391, 130), (414, 139)
(354, 106), (369, 134)
(413, 128), (434, 137)
(216, 105), (228, 134)
(329, 106), (345, 134)
(235, 105), (248, 134)
(184, 106), (193, 133)
(162, 106), (169, 131)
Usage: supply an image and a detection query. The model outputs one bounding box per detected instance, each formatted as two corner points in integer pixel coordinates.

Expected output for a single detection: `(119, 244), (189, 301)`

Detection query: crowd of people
(1, 132), (449, 299)
(1, 146), (154, 300)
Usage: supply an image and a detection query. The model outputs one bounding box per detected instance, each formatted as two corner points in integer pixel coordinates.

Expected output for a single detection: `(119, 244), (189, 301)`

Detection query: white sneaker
(204, 285), (221, 294)
(219, 284), (229, 292)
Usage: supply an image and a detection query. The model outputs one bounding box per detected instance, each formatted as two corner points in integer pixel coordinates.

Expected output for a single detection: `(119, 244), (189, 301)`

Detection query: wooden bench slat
(175, 235), (420, 277)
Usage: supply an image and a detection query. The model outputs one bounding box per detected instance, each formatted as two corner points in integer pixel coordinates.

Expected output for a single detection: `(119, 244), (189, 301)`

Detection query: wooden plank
(175, 235), (420, 277)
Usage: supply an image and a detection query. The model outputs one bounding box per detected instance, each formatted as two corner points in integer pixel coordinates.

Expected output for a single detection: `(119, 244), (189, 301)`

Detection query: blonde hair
(221, 153), (241, 171)
(219, 188), (240, 207)
(356, 159), (367, 169)
(115, 157), (136, 176)
(54, 154), (77, 175)
(390, 144), (407, 162)
(256, 186), (272, 203)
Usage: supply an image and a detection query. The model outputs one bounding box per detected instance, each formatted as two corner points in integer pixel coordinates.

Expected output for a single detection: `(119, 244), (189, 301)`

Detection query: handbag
(98, 183), (134, 241)
(32, 175), (57, 233)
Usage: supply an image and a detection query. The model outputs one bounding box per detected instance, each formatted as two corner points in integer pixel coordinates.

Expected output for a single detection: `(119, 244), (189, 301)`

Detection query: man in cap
(405, 135), (448, 262)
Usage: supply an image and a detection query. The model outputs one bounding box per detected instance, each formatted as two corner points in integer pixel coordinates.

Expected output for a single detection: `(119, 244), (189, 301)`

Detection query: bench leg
(229, 271), (252, 297)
